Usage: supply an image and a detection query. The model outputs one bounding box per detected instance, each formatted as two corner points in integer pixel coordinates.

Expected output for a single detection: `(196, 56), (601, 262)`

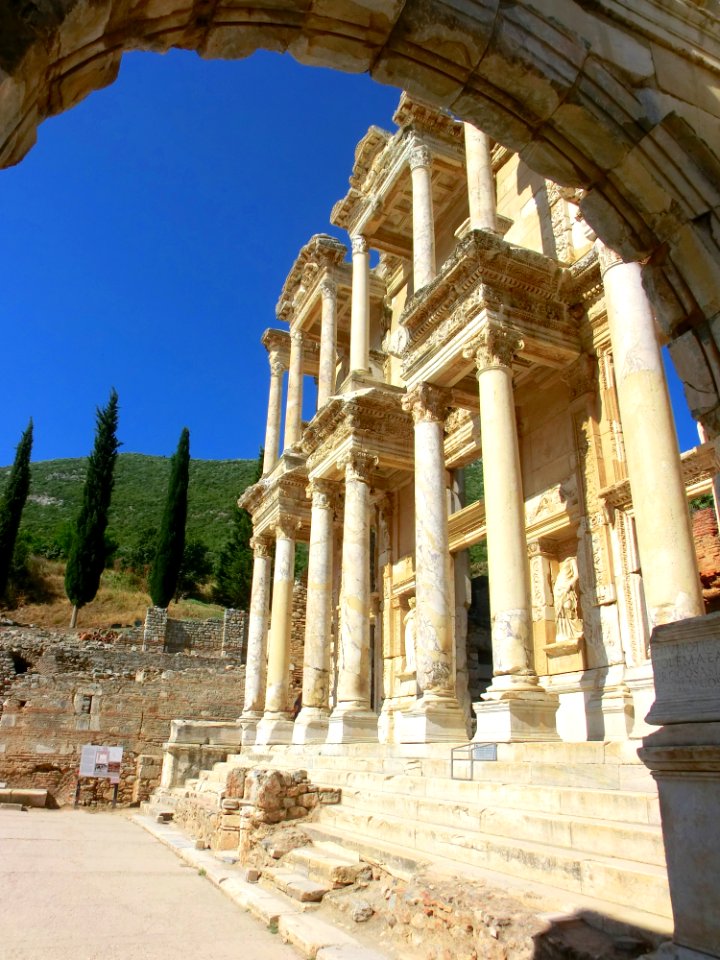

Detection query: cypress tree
(65, 390), (120, 627)
(149, 427), (190, 609)
(0, 419), (34, 598)
(213, 449), (263, 610)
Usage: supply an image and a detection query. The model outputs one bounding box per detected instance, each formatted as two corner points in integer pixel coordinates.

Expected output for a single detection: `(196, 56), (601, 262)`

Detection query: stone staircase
(150, 739), (671, 937)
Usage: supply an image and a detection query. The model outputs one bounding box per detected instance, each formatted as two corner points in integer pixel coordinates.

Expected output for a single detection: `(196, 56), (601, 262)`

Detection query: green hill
(0, 453), (258, 562)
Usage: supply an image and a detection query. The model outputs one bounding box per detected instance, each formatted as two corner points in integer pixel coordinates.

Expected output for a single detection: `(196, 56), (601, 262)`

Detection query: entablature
(394, 230), (580, 390)
(600, 442), (717, 510)
(238, 452), (311, 541)
(261, 326), (320, 376)
(303, 386), (414, 489)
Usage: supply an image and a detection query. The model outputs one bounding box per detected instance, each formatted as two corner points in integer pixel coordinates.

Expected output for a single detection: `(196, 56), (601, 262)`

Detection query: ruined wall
(693, 506), (720, 610)
(0, 627), (245, 807)
(143, 606), (246, 657)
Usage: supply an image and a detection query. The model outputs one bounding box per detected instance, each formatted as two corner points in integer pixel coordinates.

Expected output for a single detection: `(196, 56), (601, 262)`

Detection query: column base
(326, 705), (378, 744)
(239, 712), (262, 747)
(254, 713), (294, 746)
(398, 696), (469, 744)
(624, 661), (659, 739)
(292, 707), (330, 745)
(473, 691), (559, 743)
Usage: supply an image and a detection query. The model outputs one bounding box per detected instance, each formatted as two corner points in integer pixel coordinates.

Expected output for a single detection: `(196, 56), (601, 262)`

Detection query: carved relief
(552, 557), (584, 648)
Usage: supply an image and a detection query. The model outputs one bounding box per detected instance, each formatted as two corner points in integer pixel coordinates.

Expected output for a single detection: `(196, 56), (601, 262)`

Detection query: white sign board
(79, 745), (123, 783)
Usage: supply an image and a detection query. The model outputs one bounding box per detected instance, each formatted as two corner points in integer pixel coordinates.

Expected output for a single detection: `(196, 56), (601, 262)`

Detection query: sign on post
(75, 745), (124, 807)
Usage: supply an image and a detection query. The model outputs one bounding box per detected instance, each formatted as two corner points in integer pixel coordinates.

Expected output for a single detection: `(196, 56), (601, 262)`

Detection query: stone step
(315, 768), (658, 825)
(309, 754), (654, 792)
(284, 844), (367, 887)
(334, 785), (664, 866)
(313, 805), (671, 918)
(263, 868), (331, 903)
(0, 788), (47, 808)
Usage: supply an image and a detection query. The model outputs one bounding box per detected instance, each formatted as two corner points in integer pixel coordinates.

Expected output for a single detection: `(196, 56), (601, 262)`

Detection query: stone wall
(143, 607), (246, 657)
(0, 627), (245, 807)
(693, 506), (720, 609)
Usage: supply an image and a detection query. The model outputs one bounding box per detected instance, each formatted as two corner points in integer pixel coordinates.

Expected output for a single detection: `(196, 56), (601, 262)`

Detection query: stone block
(278, 913), (359, 957)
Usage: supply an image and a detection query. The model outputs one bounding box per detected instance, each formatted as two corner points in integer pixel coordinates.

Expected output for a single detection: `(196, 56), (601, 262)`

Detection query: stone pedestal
(624, 661), (659, 739)
(399, 700), (469, 744)
(639, 612), (720, 960)
(473, 691), (559, 743)
(254, 715), (295, 746)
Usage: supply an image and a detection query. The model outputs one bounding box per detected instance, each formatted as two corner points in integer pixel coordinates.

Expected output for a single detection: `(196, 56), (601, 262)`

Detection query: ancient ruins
(2, 3), (720, 958)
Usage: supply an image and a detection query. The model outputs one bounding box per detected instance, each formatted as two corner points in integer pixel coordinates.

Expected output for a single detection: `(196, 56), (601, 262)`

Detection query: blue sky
(1, 49), (698, 464)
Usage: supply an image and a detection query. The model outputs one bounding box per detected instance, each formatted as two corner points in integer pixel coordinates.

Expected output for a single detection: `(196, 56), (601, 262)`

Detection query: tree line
(0, 390), (259, 626)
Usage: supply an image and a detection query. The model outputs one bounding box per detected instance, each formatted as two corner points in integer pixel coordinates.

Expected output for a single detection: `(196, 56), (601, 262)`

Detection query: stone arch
(1, 1), (719, 426)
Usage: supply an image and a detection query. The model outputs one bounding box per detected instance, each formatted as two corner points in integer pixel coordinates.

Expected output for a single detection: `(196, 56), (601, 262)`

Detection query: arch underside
(2, 0), (719, 429)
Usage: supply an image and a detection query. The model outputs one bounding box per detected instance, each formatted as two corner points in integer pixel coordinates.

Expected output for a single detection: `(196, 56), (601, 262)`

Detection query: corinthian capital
(275, 517), (301, 541)
(268, 351), (286, 377)
(307, 478), (337, 511)
(595, 240), (625, 278)
(339, 451), (377, 484)
(290, 328), (304, 347)
(319, 278), (337, 302)
(401, 382), (450, 424)
(464, 324), (523, 374)
(250, 535), (273, 559)
(351, 235), (368, 256)
(408, 138), (432, 171)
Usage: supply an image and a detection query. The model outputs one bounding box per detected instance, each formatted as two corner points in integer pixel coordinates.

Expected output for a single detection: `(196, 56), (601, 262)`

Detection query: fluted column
(463, 123), (496, 232)
(399, 384), (467, 742)
(327, 452), (378, 743)
(284, 328), (304, 449)
(317, 279), (338, 408)
(239, 535), (273, 745)
(263, 352), (285, 474)
(465, 324), (558, 741)
(255, 519), (296, 745)
(408, 138), (436, 291)
(293, 479), (336, 744)
(599, 243), (703, 628)
(350, 236), (370, 373)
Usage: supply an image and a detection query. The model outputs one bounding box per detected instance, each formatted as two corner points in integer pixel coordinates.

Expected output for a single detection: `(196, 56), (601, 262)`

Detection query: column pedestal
(624, 661), (658, 739)
(398, 697), (469, 744)
(473, 685), (559, 743)
(326, 705), (379, 744)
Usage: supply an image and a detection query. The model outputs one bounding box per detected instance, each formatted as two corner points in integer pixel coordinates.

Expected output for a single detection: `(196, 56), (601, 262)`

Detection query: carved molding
(351, 235), (368, 256)
(319, 278), (337, 302)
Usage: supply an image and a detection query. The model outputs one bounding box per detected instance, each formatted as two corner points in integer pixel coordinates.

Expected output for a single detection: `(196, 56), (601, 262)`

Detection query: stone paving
(0, 807), (300, 960)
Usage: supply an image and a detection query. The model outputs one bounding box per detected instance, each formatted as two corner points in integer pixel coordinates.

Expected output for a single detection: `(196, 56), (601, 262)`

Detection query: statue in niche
(553, 557), (584, 646)
(401, 596), (417, 677)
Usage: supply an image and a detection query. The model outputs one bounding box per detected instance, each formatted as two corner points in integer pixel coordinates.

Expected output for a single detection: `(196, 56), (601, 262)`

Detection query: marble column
(327, 452), (378, 743)
(599, 243), (703, 628)
(255, 520), (296, 745)
(239, 535), (273, 745)
(350, 235), (370, 373)
(408, 138), (436, 291)
(317, 279), (338, 409)
(400, 383), (468, 743)
(463, 122), (496, 232)
(465, 324), (558, 742)
(293, 479), (336, 744)
(284, 328), (304, 449)
(263, 352), (285, 474)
